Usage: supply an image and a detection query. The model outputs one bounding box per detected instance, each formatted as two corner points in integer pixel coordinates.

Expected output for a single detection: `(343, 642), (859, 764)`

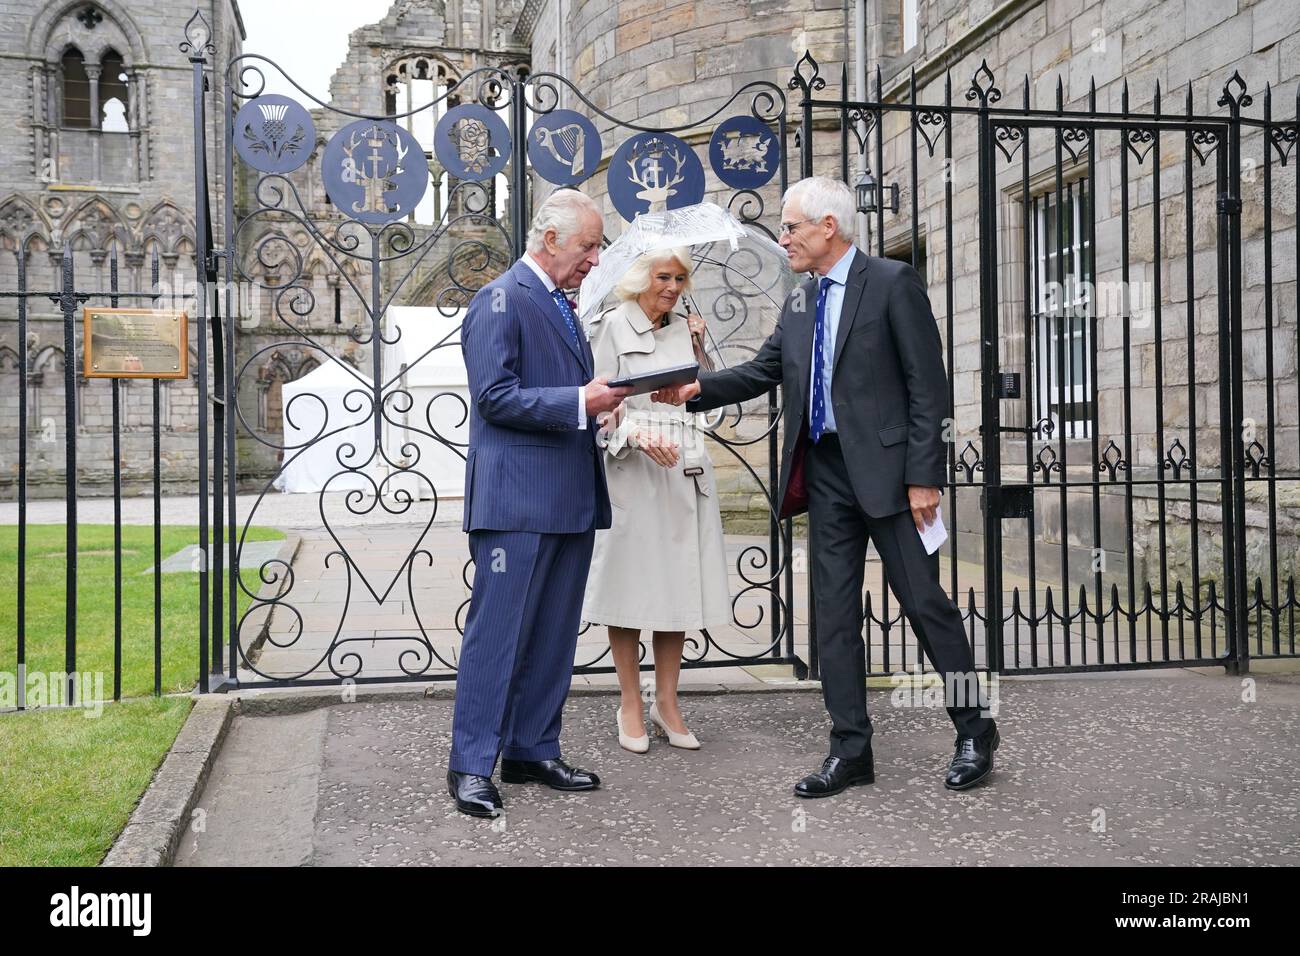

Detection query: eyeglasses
(778, 217), (818, 236)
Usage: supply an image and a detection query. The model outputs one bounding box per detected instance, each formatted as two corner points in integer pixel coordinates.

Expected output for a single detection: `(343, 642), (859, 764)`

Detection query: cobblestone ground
(176, 672), (1300, 866)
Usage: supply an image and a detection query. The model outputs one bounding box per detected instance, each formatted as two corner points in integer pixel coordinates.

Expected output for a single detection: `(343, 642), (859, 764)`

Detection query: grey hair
(783, 176), (856, 242)
(526, 189), (601, 253)
(613, 248), (693, 301)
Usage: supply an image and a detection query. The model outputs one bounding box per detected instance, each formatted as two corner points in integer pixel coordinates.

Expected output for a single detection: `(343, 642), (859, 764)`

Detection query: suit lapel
(789, 276), (817, 405)
(831, 250), (869, 373)
(514, 259), (589, 372)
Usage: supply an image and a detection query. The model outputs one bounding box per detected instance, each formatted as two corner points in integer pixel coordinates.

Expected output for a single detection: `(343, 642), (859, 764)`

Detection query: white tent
(380, 306), (470, 500)
(272, 308), (471, 499)
(272, 360), (380, 494)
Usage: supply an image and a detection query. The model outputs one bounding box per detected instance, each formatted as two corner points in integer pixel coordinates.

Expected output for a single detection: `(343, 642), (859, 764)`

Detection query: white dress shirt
(522, 252), (586, 429)
(809, 244), (859, 435)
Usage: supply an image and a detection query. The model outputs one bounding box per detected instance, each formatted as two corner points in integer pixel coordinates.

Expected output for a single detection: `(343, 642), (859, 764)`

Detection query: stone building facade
(0, 0), (244, 496)
(522, 0), (1300, 594)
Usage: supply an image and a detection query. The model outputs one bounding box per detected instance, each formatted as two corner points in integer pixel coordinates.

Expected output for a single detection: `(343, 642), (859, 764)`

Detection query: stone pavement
(175, 671), (1300, 866)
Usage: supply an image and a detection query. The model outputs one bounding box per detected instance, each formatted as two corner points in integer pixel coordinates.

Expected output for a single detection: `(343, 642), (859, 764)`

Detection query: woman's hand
(596, 401), (626, 436)
(686, 312), (706, 339)
(632, 427), (679, 468)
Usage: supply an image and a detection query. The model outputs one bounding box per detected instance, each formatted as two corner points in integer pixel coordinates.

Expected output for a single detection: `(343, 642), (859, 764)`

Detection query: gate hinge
(1216, 194), (1242, 216)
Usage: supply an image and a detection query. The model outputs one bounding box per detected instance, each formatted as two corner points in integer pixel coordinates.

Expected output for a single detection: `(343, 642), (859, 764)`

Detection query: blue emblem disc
(234, 94), (316, 174)
(433, 104), (511, 182)
(321, 119), (429, 225)
(708, 116), (779, 190)
(607, 132), (705, 222)
(527, 110), (602, 186)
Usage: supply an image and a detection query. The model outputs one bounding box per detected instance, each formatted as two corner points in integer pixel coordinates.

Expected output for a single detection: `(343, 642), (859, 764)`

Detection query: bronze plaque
(83, 308), (188, 379)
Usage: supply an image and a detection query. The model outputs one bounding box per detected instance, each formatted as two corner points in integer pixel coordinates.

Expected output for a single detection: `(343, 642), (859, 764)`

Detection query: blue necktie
(810, 276), (833, 443)
(550, 289), (583, 348)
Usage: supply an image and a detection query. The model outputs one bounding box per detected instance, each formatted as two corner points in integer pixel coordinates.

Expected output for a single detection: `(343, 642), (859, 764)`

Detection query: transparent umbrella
(578, 202), (759, 326)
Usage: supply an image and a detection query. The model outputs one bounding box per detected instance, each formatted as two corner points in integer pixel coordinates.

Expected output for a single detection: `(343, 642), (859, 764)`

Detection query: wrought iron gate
(793, 54), (1300, 678)
(182, 12), (802, 690)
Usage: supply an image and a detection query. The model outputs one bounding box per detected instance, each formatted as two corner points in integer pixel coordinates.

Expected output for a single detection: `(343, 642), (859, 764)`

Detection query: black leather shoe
(944, 724), (1000, 791)
(793, 752), (875, 798)
(447, 769), (503, 818)
(499, 757), (600, 791)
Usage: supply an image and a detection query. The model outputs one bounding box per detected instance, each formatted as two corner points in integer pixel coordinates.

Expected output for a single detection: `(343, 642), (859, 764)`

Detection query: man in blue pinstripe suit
(448, 189), (633, 818)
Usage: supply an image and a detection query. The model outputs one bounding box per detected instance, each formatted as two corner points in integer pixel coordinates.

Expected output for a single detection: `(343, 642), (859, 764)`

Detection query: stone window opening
(61, 47), (93, 128)
(100, 50), (130, 133)
(386, 56), (470, 226)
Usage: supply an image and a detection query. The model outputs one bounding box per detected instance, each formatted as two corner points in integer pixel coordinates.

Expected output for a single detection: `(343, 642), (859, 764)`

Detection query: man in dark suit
(448, 189), (632, 817)
(654, 176), (999, 795)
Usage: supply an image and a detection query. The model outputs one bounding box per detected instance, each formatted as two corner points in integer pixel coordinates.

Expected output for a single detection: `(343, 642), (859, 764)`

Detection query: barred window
(1032, 180), (1093, 439)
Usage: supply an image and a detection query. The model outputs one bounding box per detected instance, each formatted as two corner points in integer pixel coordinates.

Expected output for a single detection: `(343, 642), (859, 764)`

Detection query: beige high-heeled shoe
(617, 706), (649, 754)
(649, 701), (700, 749)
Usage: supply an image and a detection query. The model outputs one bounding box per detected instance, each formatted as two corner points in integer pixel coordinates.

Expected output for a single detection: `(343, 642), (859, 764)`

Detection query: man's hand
(633, 427), (679, 468)
(650, 380), (701, 406)
(585, 376), (633, 417)
(908, 485), (940, 532)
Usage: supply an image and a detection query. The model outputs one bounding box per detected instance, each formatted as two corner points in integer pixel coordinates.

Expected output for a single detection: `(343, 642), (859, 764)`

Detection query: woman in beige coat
(582, 248), (732, 753)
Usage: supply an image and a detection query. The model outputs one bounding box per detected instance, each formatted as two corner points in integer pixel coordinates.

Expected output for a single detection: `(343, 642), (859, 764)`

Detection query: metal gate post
(971, 64), (1005, 673)
(183, 13), (214, 693)
(1219, 74), (1252, 675)
(510, 72), (528, 260)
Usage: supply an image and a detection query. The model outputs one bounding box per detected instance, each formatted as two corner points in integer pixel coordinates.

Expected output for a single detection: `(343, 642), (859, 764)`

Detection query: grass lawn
(0, 523), (284, 701)
(0, 695), (193, 866)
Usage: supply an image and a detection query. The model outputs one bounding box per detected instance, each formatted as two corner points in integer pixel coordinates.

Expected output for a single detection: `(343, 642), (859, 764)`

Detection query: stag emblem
(627, 137), (687, 212)
(341, 123), (406, 216)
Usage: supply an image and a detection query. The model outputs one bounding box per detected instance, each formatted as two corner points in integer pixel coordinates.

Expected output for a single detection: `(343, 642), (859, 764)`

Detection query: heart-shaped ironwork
(994, 123), (1024, 163)
(318, 461), (439, 605)
(1190, 128), (1221, 167)
(916, 109), (947, 157)
(1269, 124), (1297, 166)
(1125, 127), (1155, 164)
(1061, 126), (1091, 165)
(847, 107), (877, 155)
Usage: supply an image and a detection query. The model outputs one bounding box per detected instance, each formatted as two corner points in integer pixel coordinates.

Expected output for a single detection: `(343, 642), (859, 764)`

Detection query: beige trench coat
(580, 299), (732, 631)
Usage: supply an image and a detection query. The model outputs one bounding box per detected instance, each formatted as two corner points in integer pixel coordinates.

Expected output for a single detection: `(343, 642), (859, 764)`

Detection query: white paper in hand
(918, 504), (948, 555)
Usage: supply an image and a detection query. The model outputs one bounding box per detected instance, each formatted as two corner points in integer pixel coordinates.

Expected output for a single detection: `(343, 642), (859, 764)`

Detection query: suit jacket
(689, 249), (949, 519)
(460, 258), (612, 533)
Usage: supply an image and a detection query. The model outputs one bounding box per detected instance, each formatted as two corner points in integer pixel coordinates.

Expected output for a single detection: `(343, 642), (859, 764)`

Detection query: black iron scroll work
(793, 48), (1300, 677)
(196, 15), (803, 685)
(510, 70), (806, 679)
(214, 39), (516, 685)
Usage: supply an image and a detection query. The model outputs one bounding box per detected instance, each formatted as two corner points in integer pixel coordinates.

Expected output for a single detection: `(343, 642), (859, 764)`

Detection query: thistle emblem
(243, 100), (305, 162)
(259, 103), (289, 141)
(233, 95), (316, 174)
